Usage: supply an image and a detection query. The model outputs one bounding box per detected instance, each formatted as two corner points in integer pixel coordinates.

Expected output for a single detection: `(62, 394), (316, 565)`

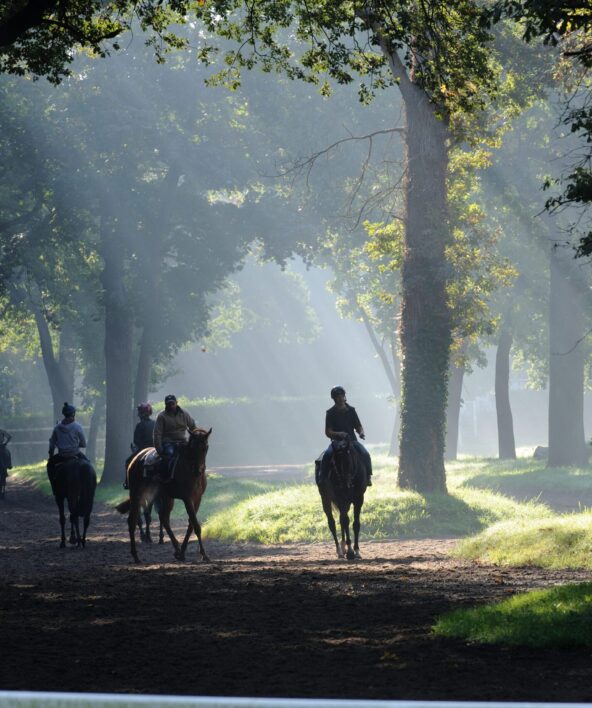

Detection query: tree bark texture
(396, 87), (451, 493)
(87, 395), (105, 465)
(29, 293), (76, 423)
(445, 360), (464, 461)
(100, 210), (133, 484)
(548, 247), (588, 467)
(495, 316), (516, 460)
(133, 163), (180, 409)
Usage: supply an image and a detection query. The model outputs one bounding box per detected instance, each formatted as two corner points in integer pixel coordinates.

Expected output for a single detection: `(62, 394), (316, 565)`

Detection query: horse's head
(184, 428), (212, 474)
(330, 437), (358, 489)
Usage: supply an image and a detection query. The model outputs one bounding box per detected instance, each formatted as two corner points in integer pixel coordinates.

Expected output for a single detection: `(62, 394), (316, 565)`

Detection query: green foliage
(434, 582), (592, 647)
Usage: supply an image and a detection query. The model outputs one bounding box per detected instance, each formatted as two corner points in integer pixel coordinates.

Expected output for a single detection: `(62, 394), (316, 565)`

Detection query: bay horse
(318, 437), (367, 560)
(49, 456), (97, 548)
(116, 427), (211, 563)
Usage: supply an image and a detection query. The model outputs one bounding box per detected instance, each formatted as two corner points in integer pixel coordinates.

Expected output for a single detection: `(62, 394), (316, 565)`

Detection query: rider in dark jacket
(318, 386), (372, 486)
(123, 403), (155, 489)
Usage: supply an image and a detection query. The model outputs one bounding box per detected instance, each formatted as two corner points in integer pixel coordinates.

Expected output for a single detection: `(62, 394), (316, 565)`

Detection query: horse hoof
(354, 551), (362, 560)
(174, 551), (185, 561)
(59, 541), (66, 549)
(133, 555), (140, 564)
(346, 549), (355, 561)
(158, 539), (164, 545)
(201, 554), (210, 563)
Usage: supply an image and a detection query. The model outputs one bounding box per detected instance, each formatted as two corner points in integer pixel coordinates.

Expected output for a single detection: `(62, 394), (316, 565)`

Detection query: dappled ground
(1, 474), (592, 700)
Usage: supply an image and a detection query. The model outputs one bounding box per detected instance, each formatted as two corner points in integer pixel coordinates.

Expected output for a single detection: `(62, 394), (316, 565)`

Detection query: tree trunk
(548, 247), (588, 467)
(396, 89), (451, 492)
(445, 360), (464, 461)
(99, 208), (134, 484)
(87, 395), (105, 465)
(495, 315), (516, 460)
(133, 162), (180, 409)
(29, 291), (76, 423)
(359, 308), (401, 457)
(134, 325), (153, 409)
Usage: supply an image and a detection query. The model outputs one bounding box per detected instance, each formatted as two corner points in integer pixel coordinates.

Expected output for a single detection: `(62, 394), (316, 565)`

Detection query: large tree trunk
(99, 209), (134, 484)
(133, 163), (180, 409)
(396, 91), (451, 492)
(29, 290), (76, 422)
(495, 315), (516, 460)
(445, 359), (464, 461)
(87, 394), (105, 465)
(374, 36), (452, 493)
(548, 247), (588, 467)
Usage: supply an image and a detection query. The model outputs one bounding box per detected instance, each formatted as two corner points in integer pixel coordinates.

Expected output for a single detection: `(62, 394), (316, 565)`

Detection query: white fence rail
(0, 695), (589, 708)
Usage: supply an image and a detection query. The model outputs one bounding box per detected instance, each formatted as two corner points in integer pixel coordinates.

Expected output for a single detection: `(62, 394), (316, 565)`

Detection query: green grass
(455, 513), (592, 570)
(434, 582), (592, 647)
(203, 458), (552, 543)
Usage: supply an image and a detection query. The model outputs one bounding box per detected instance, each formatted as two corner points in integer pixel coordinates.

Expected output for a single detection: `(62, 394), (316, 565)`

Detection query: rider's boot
(153, 458), (173, 483)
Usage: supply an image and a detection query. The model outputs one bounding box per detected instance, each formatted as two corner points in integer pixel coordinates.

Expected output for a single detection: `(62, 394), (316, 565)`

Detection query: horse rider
(123, 403), (156, 489)
(0, 428), (11, 446)
(318, 386), (372, 486)
(153, 394), (197, 482)
(47, 402), (90, 491)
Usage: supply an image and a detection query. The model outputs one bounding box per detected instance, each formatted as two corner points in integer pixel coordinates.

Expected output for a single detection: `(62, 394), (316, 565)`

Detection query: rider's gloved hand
(359, 433), (366, 440)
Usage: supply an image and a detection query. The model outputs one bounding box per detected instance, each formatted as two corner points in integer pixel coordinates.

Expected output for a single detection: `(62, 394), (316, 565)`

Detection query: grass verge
(434, 582), (592, 647)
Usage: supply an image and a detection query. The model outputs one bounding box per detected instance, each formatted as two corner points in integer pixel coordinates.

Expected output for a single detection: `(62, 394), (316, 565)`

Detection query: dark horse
(0, 442), (11, 500)
(49, 456), (97, 548)
(318, 437), (367, 560)
(116, 428), (212, 563)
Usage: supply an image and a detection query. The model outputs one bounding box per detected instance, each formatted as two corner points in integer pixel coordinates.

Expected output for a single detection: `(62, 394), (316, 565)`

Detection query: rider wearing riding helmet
(47, 402), (89, 489)
(134, 403), (155, 452)
(319, 386), (372, 486)
(153, 395), (197, 482)
(123, 403), (155, 489)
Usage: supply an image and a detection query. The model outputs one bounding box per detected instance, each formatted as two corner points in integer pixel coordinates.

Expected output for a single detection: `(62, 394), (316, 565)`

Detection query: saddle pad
(143, 449), (161, 467)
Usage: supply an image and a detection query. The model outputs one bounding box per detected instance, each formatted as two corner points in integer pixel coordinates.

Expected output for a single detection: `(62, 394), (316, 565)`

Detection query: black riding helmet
(330, 386), (346, 401)
(62, 402), (76, 417)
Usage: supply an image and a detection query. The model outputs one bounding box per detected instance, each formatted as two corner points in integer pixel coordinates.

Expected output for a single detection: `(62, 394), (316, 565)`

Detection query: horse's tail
(116, 498), (131, 515)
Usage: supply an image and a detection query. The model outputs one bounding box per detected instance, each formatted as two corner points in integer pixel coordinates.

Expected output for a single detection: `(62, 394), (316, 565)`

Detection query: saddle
(141, 449), (178, 483)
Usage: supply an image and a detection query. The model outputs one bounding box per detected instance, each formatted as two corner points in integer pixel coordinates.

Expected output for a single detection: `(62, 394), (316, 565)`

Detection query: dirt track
(1, 475), (591, 701)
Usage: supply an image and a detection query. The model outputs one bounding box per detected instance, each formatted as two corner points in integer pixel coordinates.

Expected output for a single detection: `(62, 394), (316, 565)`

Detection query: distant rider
(123, 403), (155, 489)
(153, 394), (196, 482)
(47, 403), (90, 491)
(318, 386), (372, 486)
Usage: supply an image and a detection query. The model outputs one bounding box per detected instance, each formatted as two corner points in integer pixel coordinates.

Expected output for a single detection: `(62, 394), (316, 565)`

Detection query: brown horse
(49, 456), (97, 548)
(318, 437), (367, 560)
(116, 428), (212, 563)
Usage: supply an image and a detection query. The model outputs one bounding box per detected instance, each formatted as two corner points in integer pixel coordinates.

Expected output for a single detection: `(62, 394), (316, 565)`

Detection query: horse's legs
(158, 497), (181, 559)
(353, 498), (364, 559)
(142, 502), (153, 544)
(340, 506), (355, 561)
(320, 491), (342, 558)
(181, 498), (209, 562)
(56, 496), (67, 548)
(127, 495), (143, 563)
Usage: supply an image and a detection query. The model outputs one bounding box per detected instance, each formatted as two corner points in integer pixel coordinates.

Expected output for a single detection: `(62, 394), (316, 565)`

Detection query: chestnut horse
(50, 456), (97, 548)
(318, 437), (367, 560)
(116, 428), (212, 563)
